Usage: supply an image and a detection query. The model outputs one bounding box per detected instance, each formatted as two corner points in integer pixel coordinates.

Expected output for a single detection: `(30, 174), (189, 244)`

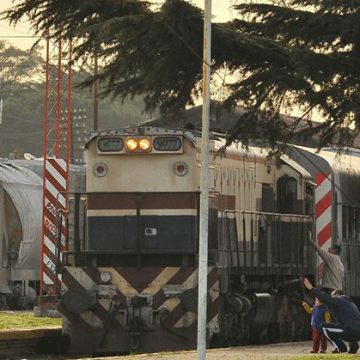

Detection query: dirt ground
(82, 341), (317, 360)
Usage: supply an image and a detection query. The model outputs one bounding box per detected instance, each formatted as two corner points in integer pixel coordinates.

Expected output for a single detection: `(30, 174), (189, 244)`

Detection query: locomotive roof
(216, 139), (311, 178)
(86, 127), (310, 177)
(292, 145), (360, 174)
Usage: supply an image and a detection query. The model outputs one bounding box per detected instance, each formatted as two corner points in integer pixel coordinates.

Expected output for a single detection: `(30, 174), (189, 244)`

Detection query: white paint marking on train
(174, 311), (197, 328)
(87, 209), (137, 217)
(100, 267), (138, 296)
(142, 267), (181, 296)
(140, 209), (197, 216)
(66, 267), (96, 290)
(81, 311), (103, 328)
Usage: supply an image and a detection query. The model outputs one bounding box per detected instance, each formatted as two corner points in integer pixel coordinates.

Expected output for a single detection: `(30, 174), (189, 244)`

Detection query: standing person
(302, 297), (330, 353)
(304, 278), (360, 354)
(308, 231), (344, 292)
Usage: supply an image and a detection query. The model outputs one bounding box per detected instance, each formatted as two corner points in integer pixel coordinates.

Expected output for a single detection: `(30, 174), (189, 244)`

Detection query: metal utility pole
(55, 37), (62, 157)
(0, 78), (3, 125)
(197, 0), (211, 359)
(93, 53), (99, 131)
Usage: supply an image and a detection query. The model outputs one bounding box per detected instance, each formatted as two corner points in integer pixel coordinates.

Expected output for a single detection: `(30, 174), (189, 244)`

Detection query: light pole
(197, 0), (212, 359)
(0, 78), (3, 125)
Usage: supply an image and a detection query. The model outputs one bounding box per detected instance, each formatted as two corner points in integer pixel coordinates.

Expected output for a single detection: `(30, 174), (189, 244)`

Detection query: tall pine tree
(3, 0), (359, 147)
(228, 0), (360, 146)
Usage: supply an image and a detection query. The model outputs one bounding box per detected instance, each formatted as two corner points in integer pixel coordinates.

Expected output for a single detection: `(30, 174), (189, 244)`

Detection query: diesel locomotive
(56, 127), (360, 354)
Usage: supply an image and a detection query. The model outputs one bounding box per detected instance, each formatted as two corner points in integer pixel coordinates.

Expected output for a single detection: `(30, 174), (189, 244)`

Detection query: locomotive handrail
(222, 208), (313, 277)
(224, 209), (312, 219)
(62, 249), (197, 255)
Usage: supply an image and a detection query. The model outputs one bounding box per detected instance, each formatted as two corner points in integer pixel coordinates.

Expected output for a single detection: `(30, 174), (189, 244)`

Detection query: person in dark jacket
(304, 278), (360, 354)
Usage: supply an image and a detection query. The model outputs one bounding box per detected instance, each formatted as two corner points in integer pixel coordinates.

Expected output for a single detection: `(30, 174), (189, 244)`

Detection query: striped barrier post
(314, 173), (332, 284)
(41, 158), (68, 295)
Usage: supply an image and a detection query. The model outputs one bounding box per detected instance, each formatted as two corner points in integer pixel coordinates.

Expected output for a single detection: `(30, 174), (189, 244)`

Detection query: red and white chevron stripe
(41, 158), (68, 288)
(315, 173), (332, 283)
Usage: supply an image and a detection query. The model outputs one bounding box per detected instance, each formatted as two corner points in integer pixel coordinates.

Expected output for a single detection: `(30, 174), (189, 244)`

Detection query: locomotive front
(59, 127), (315, 354)
(60, 128), (212, 353)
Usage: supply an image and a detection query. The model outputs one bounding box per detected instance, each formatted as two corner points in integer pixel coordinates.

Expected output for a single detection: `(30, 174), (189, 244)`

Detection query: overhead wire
(1, 113), (42, 125)
(0, 35), (42, 38)
(0, 64), (44, 68)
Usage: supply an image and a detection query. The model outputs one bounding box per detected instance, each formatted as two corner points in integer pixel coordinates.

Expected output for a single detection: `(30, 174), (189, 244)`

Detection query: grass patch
(0, 311), (61, 329)
(287, 355), (359, 359)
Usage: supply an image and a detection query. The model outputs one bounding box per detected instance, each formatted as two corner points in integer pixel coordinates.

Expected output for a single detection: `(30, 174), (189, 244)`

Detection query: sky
(0, 0), (40, 49)
(0, 0), (237, 50)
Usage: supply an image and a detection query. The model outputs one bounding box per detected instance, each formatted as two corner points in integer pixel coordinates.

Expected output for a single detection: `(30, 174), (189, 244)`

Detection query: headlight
(139, 138), (152, 152)
(126, 138), (138, 152)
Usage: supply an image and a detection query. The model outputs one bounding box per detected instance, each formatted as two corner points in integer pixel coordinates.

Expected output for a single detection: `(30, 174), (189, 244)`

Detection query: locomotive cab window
(277, 176), (298, 214)
(305, 184), (314, 216)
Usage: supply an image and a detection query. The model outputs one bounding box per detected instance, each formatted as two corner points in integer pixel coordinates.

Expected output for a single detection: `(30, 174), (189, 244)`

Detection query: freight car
(0, 159), (43, 309)
(0, 158), (85, 310)
(58, 127), (317, 353)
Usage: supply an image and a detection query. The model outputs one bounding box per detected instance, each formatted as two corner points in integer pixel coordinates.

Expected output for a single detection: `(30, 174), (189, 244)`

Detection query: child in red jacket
(303, 298), (331, 353)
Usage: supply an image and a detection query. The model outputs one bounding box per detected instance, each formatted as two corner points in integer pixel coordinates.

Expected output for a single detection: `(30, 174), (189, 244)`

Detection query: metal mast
(40, 33), (73, 298)
(197, 0), (212, 359)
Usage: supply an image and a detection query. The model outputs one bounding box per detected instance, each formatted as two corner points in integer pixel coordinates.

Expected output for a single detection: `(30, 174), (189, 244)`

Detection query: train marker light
(94, 162), (108, 177)
(174, 161), (188, 176)
(126, 138), (138, 152)
(139, 138), (152, 152)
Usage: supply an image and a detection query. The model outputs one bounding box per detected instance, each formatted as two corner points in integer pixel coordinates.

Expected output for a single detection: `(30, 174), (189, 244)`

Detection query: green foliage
(231, 0), (360, 147)
(3, 0), (360, 147)
(286, 355), (358, 360)
(0, 311), (61, 329)
(0, 42), (43, 84)
(0, 41), (149, 158)
(3, 0), (148, 46)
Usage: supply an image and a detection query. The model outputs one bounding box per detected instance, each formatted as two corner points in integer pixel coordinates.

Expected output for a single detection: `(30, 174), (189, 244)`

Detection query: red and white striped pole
(40, 34), (72, 297)
(314, 173), (332, 284)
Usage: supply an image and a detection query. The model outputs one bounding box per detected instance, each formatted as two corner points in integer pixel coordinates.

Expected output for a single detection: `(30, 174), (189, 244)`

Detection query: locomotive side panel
(211, 148), (312, 277)
(206, 146), (313, 345)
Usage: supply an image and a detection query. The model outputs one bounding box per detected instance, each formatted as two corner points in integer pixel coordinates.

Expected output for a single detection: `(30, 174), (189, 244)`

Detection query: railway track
(0, 323), (316, 360)
(0, 326), (64, 357)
